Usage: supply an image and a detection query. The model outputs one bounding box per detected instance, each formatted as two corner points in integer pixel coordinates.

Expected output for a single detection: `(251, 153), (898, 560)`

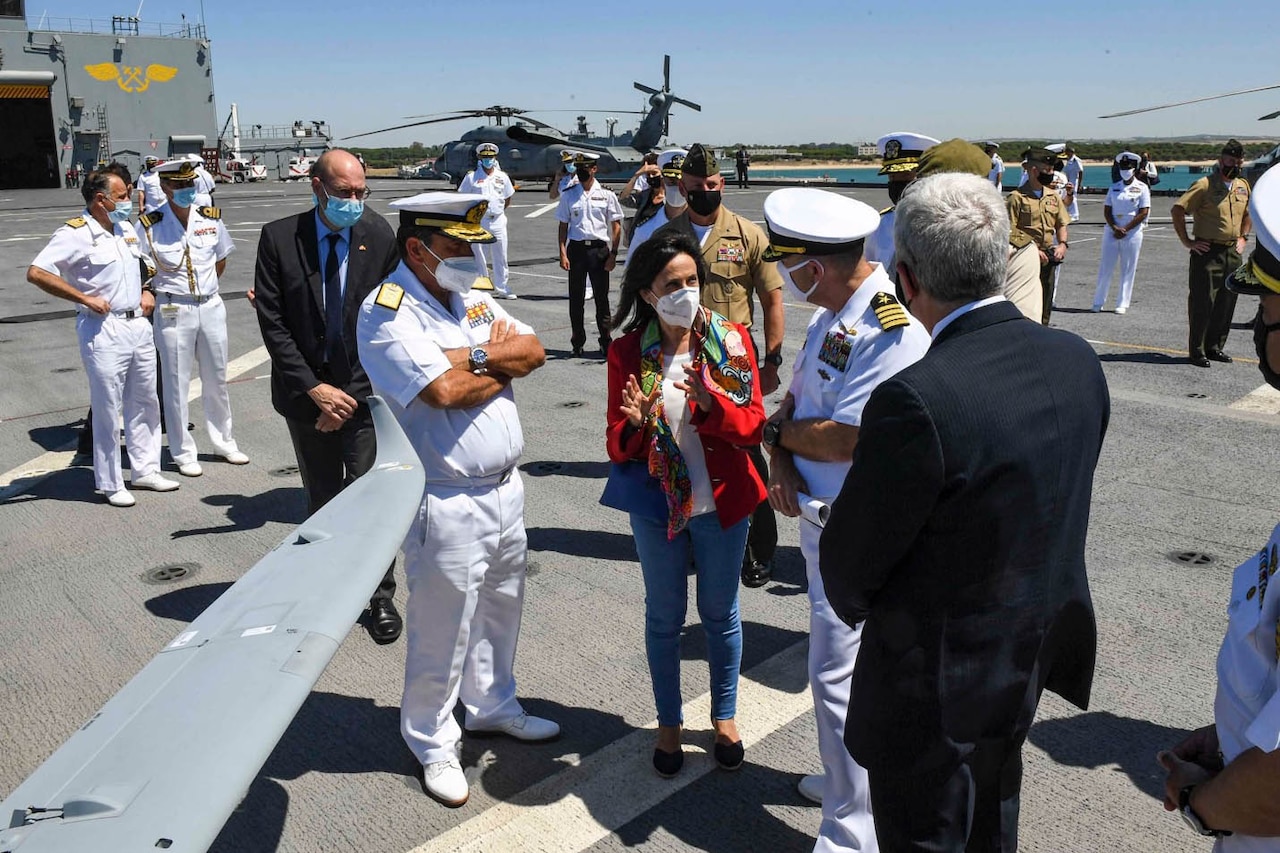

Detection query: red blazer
(606, 322), (767, 530)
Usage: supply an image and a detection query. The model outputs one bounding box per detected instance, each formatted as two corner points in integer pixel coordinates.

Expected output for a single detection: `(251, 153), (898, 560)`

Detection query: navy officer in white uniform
(864, 132), (939, 284)
(556, 150), (623, 357)
(356, 192), (557, 809)
(762, 188), (930, 852)
(27, 167), (180, 507)
(138, 157), (248, 477)
(458, 141), (517, 299)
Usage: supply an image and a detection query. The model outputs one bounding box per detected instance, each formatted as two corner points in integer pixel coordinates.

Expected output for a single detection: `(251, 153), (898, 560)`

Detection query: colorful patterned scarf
(639, 307), (756, 539)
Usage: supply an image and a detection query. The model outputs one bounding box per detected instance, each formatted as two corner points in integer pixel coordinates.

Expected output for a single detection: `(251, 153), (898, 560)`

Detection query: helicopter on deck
(344, 56), (701, 186)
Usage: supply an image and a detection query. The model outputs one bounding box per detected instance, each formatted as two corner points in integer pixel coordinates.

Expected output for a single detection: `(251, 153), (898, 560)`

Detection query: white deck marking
(1228, 383), (1280, 415)
(0, 346), (271, 501)
(524, 202), (559, 219)
(405, 641), (812, 853)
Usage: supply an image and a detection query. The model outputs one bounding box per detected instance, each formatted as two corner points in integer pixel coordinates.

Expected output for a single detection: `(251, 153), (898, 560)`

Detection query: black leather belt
(571, 239), (608, 248)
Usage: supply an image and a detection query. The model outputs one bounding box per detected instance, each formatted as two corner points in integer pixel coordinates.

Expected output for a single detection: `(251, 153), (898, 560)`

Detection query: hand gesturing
(620, 374), (661, 429)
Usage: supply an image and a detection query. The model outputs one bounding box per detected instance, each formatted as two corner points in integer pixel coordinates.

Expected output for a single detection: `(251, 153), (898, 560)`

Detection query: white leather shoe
(1114, 306), (1127, 315)
(797, 773), (824, 805)
(222, 450), (250, 465)
(422, 758), (468, 807)
(131, 472), (180, 492)
(105, 489), (135, 508)
(466, 711), (560, 742)
(177, 461), (203, 477)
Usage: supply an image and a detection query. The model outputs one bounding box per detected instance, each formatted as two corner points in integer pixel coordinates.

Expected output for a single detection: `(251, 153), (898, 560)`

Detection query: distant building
(857, 142), (877, 157)
(0, 1), (216, 188)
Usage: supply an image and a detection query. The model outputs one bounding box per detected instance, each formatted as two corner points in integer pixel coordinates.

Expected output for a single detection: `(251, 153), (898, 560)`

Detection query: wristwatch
(762, 350), (784, 367)
(1179, 785), (1229, 837)
(762, 420), (782, 449)
(468, 345), (489, 375)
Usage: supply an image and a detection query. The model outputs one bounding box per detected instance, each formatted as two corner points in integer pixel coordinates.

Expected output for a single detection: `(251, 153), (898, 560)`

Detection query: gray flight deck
(0, 177), (1275, 852)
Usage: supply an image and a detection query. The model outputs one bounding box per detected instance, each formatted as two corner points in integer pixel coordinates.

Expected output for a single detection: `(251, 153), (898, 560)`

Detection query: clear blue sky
(35, 0), (1280, 147)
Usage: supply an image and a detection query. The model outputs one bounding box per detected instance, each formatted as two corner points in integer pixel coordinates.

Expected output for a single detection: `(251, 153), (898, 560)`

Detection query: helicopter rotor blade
(672, 97), (702, 112)
(634, 82), (661, 97)
(341, 114), (479, 140)
(1260, 110), (1280, 121)
(663, 54), (670, 92)
(1099, 83), (1280, 118)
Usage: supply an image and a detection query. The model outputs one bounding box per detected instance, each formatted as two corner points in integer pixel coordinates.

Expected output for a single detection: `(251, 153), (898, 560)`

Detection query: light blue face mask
(106, 197), (132, 223)
(565, 163), (576, 174)
(171, 187), (198, 208)
(479, 157), (497, 170)
(315, 192), (364, 228)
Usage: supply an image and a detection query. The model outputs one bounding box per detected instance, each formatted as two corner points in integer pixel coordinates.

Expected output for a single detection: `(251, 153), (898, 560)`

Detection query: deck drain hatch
(269, 465), (300, 477)
(558, 401), (586, 409)
(1186, 393), (1207, 399)
(1170, 551), (1214, 566)
(52, 367), (78, 374)
(141, 562), (200, 585)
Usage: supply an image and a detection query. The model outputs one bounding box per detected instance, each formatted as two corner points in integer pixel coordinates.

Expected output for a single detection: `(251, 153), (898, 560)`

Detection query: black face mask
(887, 181), (907, 205)
(1037, 168), (1056, 185)
(686, 189), (722, 217)
(1222, 164), (1241, 180)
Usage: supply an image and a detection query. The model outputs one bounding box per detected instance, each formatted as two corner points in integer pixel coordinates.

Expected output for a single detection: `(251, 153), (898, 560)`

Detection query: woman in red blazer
(604, 231), (766, 778)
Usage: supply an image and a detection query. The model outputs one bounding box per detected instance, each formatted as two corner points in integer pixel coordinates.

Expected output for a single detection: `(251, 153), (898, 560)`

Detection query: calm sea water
(747, 164), (1207, 192)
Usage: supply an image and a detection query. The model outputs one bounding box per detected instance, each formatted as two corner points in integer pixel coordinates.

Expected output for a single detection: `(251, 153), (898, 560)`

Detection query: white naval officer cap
(761, 188), (881, 263)
(877, 132), (941, 175)
(658, 148), (688, 178)
(475, 142), (499, 157)
(1227, 165), (1280, 296)
(155, 158), (200, 181)
(560, 149), (578, 163)
(1114, 150), (1141, 166)
(390, 192), (495, 244)
(1045, 143), (1066, 154)
(572, 151), (601, 166)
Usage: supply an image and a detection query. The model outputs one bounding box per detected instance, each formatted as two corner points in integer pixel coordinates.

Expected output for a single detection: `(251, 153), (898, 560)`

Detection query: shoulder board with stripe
(198, 206), (221, 220)
(871, 290), (911, 332)
(374, 281), (404, 312)
(879, 206), (894, 216)
(65, 217), (87, 228)
(139, 210), (164, 228)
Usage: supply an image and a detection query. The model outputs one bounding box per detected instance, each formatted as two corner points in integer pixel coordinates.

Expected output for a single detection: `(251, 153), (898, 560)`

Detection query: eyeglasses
(323, 183), (372, 201)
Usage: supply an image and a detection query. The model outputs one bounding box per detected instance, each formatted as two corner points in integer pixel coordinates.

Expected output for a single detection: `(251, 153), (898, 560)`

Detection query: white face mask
(425, 244), (480, 293)
(1119, 168), (1135, 182)
(653, 285), (701, 328)
(663, 181), (686, 208)
(778, 258), (821, 304)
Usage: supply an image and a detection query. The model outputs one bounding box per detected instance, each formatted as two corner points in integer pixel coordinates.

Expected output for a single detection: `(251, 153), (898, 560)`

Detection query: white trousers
(76, 313), (162, 493)
(472, 216), (509, 292)
(1093, 229), (1144, 311)
(802, 515), (879, 853)
(154, 294), (239, 465)
(401, 471), (527, 765)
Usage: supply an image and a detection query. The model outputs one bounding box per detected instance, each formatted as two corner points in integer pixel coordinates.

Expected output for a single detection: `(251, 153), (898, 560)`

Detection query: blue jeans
(629, 511), (749, 726)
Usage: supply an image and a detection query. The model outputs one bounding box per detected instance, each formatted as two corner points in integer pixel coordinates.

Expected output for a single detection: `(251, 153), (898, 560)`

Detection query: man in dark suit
(819, 171), (1109, 851)
(253, 148), (404, 643)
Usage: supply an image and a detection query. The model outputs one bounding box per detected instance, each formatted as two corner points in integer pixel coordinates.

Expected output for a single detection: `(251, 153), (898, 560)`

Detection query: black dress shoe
(367, 599), (403, 644)
(741, 560), (772, 588)
(572, 346), (584, 358)
(1206, 350), (1233, 363)
(653, 746), (684, 778)
(714, 738), (745, 771)
(1190, 355), (1211, 368)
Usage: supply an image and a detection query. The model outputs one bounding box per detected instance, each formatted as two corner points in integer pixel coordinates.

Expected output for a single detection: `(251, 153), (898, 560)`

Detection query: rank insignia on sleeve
(139, 211), (163, 228)
(198, 206), (221, 220)
(872, 291), (911, 332)
(465, 301), (496, 329)
(373, 282), (404, 311)
(65, 217), (87, 228)
(818, 329), (853, 372)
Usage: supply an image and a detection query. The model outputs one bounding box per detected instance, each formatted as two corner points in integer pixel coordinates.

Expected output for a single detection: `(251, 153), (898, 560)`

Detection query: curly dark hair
(610, 231), (708, 334)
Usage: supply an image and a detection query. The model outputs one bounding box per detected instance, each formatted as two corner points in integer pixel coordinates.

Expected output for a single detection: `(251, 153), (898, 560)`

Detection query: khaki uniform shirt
(1178, 175), (1251, 243)
(1006, 187), (1070, 251)
(658, 207), (782, 328)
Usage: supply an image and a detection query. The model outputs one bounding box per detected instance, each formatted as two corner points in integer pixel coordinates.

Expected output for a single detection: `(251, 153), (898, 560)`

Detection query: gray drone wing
(0, 396), (424, 853)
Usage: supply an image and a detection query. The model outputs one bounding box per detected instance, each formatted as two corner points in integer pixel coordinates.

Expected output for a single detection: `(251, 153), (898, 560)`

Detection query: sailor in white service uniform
(356, 192), (558, 810)
(761, 188), (930, 852)
(26, 167), (180, 506)
(458, 142), (517, 299)
(985, 141), (1004, 188)
(136, 155), (167, 214)
(864, 132), (938, 283)
(548, 148), (580, 200)
(137, 158), (248, 476)
(1092, 151), (1151, 315)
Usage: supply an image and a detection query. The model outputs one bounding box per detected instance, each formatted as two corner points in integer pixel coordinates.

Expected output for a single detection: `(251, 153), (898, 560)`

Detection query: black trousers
(567, 239), (613, 352)
(745, 443), (777, 566)
(736, 165), (749, 188)
(1188, 244), (1241, 359)
(286, 411), (396, 603)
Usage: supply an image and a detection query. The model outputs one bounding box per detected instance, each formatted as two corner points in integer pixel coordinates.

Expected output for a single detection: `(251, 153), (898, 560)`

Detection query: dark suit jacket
(818, 300), (1109, 769)
(253, 210), (399, 422)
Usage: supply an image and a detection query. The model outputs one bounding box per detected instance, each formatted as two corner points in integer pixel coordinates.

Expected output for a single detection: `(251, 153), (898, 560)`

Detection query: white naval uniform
(356, 261), (536, 766)
(627, 205), (672, 256)
(31, 212), (162, 494)
(1063, 154), (1084, 220)
(193, 165), (216, 208)
(557, 173), (579, 196)
(1092, 179), (1150, 313)
(137, 202), (239, 466)
(989, 153), (1004, 187)
(788, 264), (929, 853)
(459, 167), (516, 294)
(1213, 523), (1280, 852)
(138, 170), (166, 213)
(863, 208), (896, 281)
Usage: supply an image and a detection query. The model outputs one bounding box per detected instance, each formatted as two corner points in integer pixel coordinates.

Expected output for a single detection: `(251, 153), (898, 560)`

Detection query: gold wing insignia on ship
(83, 63), (120, 82)
(146, 64), (178, 83)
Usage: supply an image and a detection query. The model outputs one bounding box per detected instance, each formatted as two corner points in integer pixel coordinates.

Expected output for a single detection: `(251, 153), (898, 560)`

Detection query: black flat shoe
(653, 746), (684, 778)
(1206, 350), (1233, 363)
(1190, 355), (1211, 368)
(713, 739), (744, 770)
(741, 560), (772, 589)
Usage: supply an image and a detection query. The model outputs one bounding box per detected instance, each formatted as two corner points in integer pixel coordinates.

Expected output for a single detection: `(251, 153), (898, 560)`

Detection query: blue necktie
(324, 233), (342, 363)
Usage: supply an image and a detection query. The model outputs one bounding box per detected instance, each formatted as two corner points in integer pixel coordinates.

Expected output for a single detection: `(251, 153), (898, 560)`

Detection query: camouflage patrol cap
(1022, 147), (1059, 169)
(681, 143), (719, 177)
(1222, 139), (1245, 158)
(916, 139), (993, 179)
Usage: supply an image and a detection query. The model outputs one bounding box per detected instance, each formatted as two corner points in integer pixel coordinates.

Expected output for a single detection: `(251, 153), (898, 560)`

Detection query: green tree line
(347, 142), (443, 170)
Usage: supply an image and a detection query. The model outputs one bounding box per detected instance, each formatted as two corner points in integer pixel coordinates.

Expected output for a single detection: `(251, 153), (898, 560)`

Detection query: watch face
(471, 347), (488, 367)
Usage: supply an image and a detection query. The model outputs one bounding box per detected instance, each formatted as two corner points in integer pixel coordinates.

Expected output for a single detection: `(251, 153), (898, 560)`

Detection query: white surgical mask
(663, 181), (686, 208)
(1119, 168), (1135, 182)
(654, 286), (701, 328)
(778, 258), (821, 304)
(426, 245), (480, 293)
